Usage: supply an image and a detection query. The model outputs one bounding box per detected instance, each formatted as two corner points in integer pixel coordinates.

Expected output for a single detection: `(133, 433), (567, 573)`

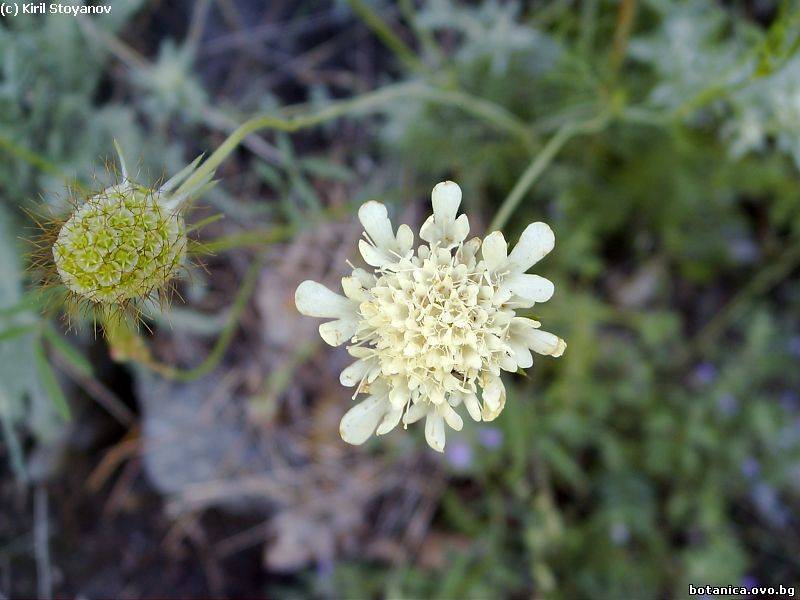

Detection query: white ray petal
(481, 377), (506, 421)
(510, 340), (533, 369)
(481, 231), (508, 272)
(499, 351), (520, 372)
(424, 412), (446, 452)
(527, 328), (567, 357)
(351, 268), (376, 288)
(358, 239), (391, 268)
(403, 402), (428, 424)
(388, 379), (411, 409)
(418, 215), (439, 245)
(501, 273), (554, 304)
(507, 222), (555, 272)
(483, 378), (503, 411)
(340, 358), (375, 387)
(358, 201), (395, 250)
(431, 181), (462, 223)
(341, 276), (368, 302)
(295, 280), (356, 318)
(462, 393), (482, 422)
(448, 214), (470, 246)
(395, 224), (414, 253)
(339, 394), (387, 445)
(376, 407), (403, 435)
(441, 404), (463, 431)
(319, 318), (358, 347)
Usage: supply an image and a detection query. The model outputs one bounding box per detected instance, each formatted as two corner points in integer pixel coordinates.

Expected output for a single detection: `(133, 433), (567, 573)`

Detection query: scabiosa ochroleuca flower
(295, 182), (565, 452)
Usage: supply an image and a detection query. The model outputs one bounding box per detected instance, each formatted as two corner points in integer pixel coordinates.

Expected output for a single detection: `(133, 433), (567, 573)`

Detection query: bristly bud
(43, 140), (215, 317)
(52, 182), (187, 304)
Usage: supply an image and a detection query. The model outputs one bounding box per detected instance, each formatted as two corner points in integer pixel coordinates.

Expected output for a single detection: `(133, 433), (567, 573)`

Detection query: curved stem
(610, 0), (639, 75)
(681, 238), (800, 363)
(0, 133), (88, 193)
(143, 251), (266, 382)
(414, 86), (535, 148)
(346, 0), (425, 73)
(178, 81), (421, 195)
(489, 112), (611, 232)
(178, 80), (531, 197)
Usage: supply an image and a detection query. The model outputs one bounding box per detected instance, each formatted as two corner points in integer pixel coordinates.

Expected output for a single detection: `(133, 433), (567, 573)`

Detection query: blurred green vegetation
(1, 0), (799, 598)
(345, 0), (800, 597)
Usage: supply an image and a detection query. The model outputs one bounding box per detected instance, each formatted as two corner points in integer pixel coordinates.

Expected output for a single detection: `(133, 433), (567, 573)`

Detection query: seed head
(39, 141), (215, 320)
(52, 183), (186, 304)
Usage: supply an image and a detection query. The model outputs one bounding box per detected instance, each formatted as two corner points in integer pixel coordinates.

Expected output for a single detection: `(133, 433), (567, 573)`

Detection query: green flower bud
(52, 183), (186, 304)
(49, 141), (214, 307)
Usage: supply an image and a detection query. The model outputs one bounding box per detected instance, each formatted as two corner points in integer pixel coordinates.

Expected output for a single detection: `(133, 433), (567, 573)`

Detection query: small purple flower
(728, 237), (759, 264)
(717, 393), (738, 416)
(445, 440), (473, 470)
(789, 336), (800, 358)
(741, 457), (760, 479)
(478, 427), (504, 449)
(741, 575), (758, 589)
(316, 558), (334, 581)
(752, 482), (790, 527)
(780, 390), (799, 411)
(692, 362), (717, 386)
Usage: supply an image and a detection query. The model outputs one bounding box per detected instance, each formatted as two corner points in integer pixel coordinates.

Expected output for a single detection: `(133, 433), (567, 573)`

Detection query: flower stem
(489, 112), (611, 232)
(177, 81), (419, 196)
(345, 0), (425, 73)
(414, 86), (535, 148)
(0, 133), (87, 193)
(188, 225), (294, 254)
(682, 238), (800, 363)
(609, 0), (639, 75)
(141, 250), (266, 382)
(178, 80), (532, 197)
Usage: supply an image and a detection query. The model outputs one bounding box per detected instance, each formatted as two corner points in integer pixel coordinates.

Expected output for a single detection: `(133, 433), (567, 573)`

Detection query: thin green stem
(346, 0), (424, 73)
(188, 201), (351, 254)
(189, 225), (294, 254)
(578, 0), (598, 58)
(146, 251), (266, 382)
(0, 406), (27, 482)
(178, 80), (531, 196)
(414, 86), (535, 148)
(489, 113), (611, 232)
(398, 0), (442, 65)
(682, 239), (800, 363)
(610, 0), (639, 75)
(178, 81), (418, 195)
(0, 134), (87, 193)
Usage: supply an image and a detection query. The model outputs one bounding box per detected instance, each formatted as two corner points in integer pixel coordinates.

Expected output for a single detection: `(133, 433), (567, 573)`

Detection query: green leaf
(538, 438), (588, 491)
(0, 402), (26, 481)
(0, 202), (42, 425)
(0, 289), (46, 316)
(0, 323), (39, 342)
(33, 338), (71, 420)
(299, 156), (354, 182)
(43, 324), (93, 378)
(186, 212), (225, 234)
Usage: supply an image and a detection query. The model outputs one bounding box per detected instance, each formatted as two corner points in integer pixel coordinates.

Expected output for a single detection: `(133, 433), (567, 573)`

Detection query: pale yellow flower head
(296, 181), (565, 452)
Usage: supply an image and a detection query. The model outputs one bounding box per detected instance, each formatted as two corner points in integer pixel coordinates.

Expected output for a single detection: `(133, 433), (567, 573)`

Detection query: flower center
(358, 246), (505, 404)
